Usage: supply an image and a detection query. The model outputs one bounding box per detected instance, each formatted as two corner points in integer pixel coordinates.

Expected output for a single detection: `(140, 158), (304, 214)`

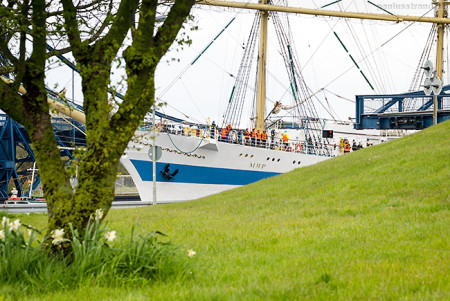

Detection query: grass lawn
(11, 121), (450, 300)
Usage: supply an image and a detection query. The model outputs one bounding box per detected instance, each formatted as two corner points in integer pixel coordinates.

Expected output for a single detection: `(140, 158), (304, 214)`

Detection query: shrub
(0, 212), (195, 295)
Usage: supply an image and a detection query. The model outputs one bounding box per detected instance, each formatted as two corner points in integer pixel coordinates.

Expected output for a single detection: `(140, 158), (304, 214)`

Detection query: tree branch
(153, 0), (195, 57)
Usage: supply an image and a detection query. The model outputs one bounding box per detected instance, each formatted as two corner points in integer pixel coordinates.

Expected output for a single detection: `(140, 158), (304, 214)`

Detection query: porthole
(298, 161), (301, 165)
(272, 158), (275, 161)
(245, 154), (248, 157)
(277, 159), (280, 162)
(267, 157), (270, 160)
(239, 153), (243, 157)
(293, 161), (296, 164)
(250, 155), (254, 158)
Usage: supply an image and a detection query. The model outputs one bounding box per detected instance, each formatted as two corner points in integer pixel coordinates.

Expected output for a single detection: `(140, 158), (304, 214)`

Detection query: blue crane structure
(0, 44), (192, 198)
(355, 85), (450, 130)
(0, 111), (87, 198)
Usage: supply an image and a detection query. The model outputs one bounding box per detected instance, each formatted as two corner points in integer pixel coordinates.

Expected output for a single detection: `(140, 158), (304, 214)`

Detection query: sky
(45, 0), (440, 128)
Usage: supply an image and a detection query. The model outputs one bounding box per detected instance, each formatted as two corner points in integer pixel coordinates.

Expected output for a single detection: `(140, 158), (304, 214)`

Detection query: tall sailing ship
(2, 1), (447, 203)
(119, 0), (450, 203)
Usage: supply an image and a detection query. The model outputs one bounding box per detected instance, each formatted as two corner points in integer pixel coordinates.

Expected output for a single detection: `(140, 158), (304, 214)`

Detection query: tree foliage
(0, 0), (195, 250)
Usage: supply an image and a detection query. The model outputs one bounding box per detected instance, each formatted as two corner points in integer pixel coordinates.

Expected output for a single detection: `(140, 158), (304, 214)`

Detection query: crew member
(251, 128), (256, 146)
(261, 130), (267, 148)
(210, 121), (217, 138)
(244, 128), (250, 145)
(256, 130), (261, 147)
(282, 131), (289, 150)
(226, 124), (232, 142)
(270, 129), (276, 149)
(221, 129), (227, 142)
(352, 140), (357, 152)
(344, 140), (351, 153)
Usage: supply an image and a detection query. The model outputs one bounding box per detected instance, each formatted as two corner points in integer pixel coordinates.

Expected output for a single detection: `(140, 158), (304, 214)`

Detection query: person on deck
(256, 130), (262, 147)
(270, 129), (276, 149)
(210, 121), (217, 139)
(221, 129), (227, 142)
(244, 128), (250, 145)
(251, 128), (256, 146)
(226, 124), (232, 142)
(261, 130), (267, 148)
(344, 140), (351, 153)
(282, 131), (289, 151)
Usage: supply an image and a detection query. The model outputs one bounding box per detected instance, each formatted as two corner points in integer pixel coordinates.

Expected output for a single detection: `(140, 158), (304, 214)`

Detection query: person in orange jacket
(221, 129), (227, 142)
(244, 128), (250, 145)
(261, 130), (267, 148)
(256, 130), (262, 147)
(344, 140), (351, 153)
(226, 124), (232, 142)
(251, 128), (256, 146)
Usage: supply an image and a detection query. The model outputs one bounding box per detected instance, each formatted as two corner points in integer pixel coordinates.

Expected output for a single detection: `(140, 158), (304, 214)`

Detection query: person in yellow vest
(282, 131), (289, 151)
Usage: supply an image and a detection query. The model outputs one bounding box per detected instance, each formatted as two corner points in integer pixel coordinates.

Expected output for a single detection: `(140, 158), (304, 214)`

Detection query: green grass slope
(22, 121), (450, 300)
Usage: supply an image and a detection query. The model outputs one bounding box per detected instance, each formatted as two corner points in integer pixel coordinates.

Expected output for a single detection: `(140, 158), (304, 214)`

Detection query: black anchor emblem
(161, 163), (179, 180)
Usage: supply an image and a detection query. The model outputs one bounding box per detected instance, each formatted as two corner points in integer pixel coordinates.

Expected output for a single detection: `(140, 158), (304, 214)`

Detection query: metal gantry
(0, 114), (36, 198)
(355, 85), (450, 130)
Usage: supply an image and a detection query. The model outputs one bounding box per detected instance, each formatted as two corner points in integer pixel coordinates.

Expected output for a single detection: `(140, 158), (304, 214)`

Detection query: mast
(196, 0), (450, 24)
(435, 0), (447, 79)
(256, 0), (268, 130)
(194, 0), (449, 127)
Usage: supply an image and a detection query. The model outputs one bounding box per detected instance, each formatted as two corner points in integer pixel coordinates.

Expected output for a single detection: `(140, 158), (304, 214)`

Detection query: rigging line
(362, 0), (395, 93)
(179, 78), (205, 121)
(323, 88), (378, 111)
(158, 99), (194, 121)
(367, 1), (395, 16)
(339, 1), (385, 92)
(272, 11), (320, 128)
(322, 89), (340, 121)
(158, 17), (237, 99)
(166, 131), (207, 154)
(322, 7), (434, 91)
(311, 93), (338, 121)
(301, 0), (355, 72)
(332, 28), (375, 90)
(322, 88), (356, 103)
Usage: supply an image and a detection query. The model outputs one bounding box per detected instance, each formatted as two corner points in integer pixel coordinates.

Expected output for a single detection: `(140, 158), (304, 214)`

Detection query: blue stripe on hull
(130, 160), (280, 185)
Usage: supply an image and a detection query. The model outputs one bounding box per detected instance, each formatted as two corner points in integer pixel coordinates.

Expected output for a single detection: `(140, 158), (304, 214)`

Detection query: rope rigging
(221, 14), (261, 128)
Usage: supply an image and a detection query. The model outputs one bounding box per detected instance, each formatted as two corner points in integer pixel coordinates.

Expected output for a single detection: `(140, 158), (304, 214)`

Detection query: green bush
(0, 212), (194, 295)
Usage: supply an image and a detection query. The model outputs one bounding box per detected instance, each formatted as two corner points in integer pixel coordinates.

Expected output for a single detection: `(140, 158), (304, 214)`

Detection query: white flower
(187, 249), (196, 258)
(2, 216), (9, 227)
(95, 209), (104, 220)
(0, 230), (4, 240)
(51, 228), (65, 245)
(104, 230), (116, 242)
(9, 219), (21, 232)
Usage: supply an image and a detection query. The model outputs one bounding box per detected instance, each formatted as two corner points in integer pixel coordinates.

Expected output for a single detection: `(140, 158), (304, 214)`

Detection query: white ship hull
(121, 131), (330, 203)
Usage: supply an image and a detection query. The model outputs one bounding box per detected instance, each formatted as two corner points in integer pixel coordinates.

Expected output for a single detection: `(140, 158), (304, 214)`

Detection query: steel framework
(355, 85), (450, 130)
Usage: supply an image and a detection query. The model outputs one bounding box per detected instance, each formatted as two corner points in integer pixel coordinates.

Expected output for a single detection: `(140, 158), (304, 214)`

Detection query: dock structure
(0, 114), (35, 198)
(0, 113), (86, 198)
(355, 86), (450, 130)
